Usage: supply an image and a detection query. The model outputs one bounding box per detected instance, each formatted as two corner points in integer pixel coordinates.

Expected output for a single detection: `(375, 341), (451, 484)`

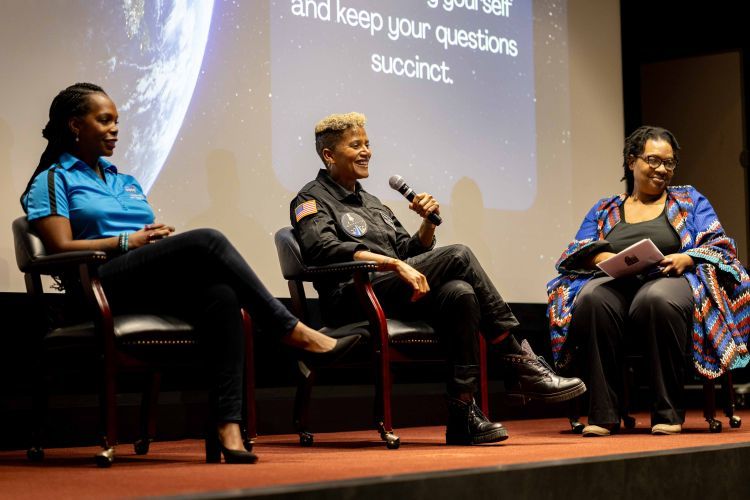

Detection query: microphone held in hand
(388, 175), (443, 226)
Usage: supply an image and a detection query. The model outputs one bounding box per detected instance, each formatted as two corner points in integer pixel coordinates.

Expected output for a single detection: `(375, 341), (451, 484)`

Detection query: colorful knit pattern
(546, 185), (750, 379)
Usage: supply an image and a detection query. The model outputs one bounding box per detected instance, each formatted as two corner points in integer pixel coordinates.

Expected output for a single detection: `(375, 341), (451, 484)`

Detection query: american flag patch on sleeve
(295, 199), (318, 222)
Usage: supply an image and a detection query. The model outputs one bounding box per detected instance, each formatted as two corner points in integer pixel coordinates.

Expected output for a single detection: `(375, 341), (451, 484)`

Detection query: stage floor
(2, 410), (749, 499)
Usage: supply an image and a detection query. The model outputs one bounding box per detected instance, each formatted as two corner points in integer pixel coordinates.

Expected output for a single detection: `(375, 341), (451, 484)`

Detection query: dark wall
(620, 0), (749, 156)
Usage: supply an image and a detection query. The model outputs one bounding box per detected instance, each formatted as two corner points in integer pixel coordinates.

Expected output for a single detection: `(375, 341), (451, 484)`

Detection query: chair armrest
(299, 261), (378, 282)
(23, 250), (108, 275)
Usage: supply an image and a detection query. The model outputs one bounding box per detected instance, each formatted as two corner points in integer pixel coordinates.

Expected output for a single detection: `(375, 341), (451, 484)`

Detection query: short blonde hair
(314, 112), (367, 166)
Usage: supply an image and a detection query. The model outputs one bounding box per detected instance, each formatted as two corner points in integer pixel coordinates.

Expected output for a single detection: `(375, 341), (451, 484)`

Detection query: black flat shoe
(297, 334), (361, 369)
(205, 435), (258, 464)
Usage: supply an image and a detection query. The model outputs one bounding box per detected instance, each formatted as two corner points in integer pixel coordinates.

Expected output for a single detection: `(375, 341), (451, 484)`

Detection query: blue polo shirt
(23, 153), (155, 240)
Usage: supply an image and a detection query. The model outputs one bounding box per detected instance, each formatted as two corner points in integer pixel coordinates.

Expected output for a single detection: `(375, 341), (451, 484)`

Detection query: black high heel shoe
(205, 434), (258, 464)
(296, 334), (361, 369)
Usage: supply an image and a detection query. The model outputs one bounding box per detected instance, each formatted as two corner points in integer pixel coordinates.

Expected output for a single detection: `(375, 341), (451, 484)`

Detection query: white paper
(596, 238), (665, 278)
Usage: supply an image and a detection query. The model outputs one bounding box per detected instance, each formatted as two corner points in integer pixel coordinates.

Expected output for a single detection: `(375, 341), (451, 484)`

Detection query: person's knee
(631, 280), (678, 320)
(574, 284), (611, 313)
(181, 228), (232, 260)
(437, 280), (479, 321)
(443, 279), (475, 299)
(446, 244), (475, 266)
(438, 280), (478, 306)
(190, 227), (228, 247)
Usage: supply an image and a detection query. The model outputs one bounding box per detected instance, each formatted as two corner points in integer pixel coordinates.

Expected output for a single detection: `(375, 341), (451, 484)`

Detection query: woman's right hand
(128, 223), (175, 249)
(394, 260), (430, 301)
(353, 249), (430, 301)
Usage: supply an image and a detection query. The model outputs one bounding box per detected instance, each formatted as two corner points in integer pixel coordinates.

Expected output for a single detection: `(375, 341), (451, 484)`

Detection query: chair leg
(241, 310), (257, 448)
(27, 371), (48, 462)
(372, 363), (385, 429)
(567, 398), (585, 434)
(478, 336), (490, 417)
(619, 359), (636, 429)
(564, 363), (587, 433)
(134, 372), (160, 455)
(721, 371), (742, 429)
(704, 379), (722, 432)
(294, 362), (315, 446)
(96, 362), (117, 467)
(375, 347), (399, 449)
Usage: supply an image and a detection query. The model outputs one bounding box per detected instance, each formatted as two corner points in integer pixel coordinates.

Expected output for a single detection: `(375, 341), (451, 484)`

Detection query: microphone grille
(388, 175), (404, 189)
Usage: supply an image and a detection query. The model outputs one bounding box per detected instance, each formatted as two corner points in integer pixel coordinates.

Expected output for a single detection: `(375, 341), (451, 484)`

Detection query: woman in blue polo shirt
(21, 83), (358, 464)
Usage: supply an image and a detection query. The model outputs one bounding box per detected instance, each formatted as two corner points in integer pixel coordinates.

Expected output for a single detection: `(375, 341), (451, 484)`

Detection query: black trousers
(327, 244), (519, 396)
(568, 275), (693, 426)
(97, 228), (300, 422)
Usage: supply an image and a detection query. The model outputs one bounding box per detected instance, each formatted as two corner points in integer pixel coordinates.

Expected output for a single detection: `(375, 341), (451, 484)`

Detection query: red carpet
(1, 411), (748, 499)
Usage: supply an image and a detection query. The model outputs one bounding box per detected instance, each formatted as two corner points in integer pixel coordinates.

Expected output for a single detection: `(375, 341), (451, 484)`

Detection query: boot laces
(534, 355), (556, 380)
(470, 401), (487, 420)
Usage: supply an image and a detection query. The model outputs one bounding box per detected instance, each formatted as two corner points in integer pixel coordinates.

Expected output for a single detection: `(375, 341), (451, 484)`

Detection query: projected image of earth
(79, 0), (214, 193)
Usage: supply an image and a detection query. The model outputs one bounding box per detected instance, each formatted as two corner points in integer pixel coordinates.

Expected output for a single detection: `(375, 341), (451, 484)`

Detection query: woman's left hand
(409, 192), (440, 224)
(143, 222), (175, 243)
(660, 253), (694, 276)
(129, 223), (175, 249)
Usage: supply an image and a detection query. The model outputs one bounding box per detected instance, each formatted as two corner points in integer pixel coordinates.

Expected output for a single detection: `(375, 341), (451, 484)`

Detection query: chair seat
(321, 319), (441, 359)
(44, 315), (197, 364)
(321, 319), (436, 343)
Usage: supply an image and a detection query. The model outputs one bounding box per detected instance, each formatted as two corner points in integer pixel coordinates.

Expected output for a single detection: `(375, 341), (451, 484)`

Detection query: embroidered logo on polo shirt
(341, 212), (367, 237)
(125, 184), (145, 200)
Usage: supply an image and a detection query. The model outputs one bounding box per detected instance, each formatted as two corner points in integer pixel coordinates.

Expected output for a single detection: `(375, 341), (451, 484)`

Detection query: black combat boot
(500, 339), (586, 403)
(445, 397), (508, 445)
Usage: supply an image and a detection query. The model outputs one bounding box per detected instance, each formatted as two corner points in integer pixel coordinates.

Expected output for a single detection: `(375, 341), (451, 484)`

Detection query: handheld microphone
(388, 175), (443, 226)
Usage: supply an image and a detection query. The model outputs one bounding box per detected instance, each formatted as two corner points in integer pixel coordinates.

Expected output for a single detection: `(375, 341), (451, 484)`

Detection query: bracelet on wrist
(118, 233), (129, 253)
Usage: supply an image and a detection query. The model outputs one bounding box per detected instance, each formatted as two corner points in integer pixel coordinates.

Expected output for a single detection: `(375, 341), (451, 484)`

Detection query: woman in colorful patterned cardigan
(547, 125), (750, 437)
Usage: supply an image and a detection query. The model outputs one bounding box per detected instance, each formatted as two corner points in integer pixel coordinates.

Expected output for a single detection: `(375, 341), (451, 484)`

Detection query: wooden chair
(12, 217), (256, 467)
(273, 226), (490, 449)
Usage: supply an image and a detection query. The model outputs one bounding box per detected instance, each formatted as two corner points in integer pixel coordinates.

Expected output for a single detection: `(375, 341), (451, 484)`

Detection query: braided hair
(621, 125), (680, 195)
(20, 83), (107, 207)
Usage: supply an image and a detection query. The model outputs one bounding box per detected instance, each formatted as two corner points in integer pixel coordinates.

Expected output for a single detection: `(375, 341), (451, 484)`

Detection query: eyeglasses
(638, 155), (678, 172)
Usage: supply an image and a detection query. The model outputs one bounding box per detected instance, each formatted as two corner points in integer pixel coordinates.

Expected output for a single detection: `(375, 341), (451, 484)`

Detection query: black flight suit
(291, 169), (519, 395)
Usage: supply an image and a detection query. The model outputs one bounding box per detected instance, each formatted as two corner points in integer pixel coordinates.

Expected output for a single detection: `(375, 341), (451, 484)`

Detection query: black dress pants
(569, 275), (693, 426)
(326, 244), (519, 396)
(97, 228), (300, 422)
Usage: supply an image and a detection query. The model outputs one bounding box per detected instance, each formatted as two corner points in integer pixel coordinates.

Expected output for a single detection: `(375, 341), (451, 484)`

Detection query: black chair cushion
(13, 217), (46, 271)
(321, 319), (441, 359)
(275, 226), (307, 278)
(44, 315), (197, 365)
(321, 319), (435, 342)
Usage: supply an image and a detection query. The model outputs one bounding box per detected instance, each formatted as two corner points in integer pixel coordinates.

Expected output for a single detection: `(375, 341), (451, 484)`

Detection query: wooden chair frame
(13, 217), (256, 466)
(274, 226), (489, 449)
